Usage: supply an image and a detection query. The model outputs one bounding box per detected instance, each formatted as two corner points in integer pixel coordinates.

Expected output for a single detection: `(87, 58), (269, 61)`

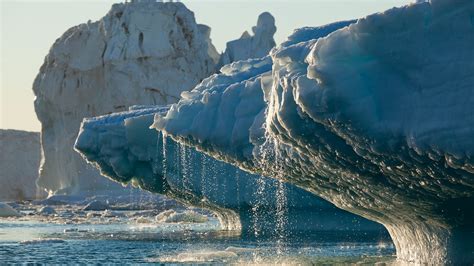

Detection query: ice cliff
(146, 1), (474, 264)
(0, 130), (42, 201)
(75, 105), (383, 235)
(30, 2), (244, 195)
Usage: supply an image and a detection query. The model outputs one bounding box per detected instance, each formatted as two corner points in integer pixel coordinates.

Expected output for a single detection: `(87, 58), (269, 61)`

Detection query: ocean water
(0, 199), (396, 264)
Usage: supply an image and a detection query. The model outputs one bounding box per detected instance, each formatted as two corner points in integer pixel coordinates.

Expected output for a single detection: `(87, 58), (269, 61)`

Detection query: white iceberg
(33, 1), (218, 196)
(0, 130), (42, 201)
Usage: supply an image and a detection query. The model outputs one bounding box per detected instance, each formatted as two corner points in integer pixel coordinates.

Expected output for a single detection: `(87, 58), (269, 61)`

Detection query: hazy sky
(1, 0), (409, 132)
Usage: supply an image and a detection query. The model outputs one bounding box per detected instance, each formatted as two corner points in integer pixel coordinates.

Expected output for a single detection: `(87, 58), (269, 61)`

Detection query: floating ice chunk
(158, 250), (238, 263)
(0, 203), (22, 217)
(135, 216), (152, 224)
(155, 210), (209, 223)
(20, 238), (66, 245)
(37, 206), (56, 215)
(224, 246), (256, 253)
(83, 200), (109, 211)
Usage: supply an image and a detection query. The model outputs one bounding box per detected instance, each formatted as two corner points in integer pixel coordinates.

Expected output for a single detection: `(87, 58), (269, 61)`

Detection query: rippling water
(0, 198), (395, 264)
(0, 221), (395, 264)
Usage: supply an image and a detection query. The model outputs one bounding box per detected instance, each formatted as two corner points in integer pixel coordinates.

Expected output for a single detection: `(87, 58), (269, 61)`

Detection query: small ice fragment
(83, 200), (109, 211)
(20, 238), (65, 245)
(38, 206), (56, 215)
(0, 202), (22, 217)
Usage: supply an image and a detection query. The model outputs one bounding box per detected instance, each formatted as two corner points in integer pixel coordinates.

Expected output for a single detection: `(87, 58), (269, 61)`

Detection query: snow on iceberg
(75, 105), (383, 235)
(152, 1), (474, 264)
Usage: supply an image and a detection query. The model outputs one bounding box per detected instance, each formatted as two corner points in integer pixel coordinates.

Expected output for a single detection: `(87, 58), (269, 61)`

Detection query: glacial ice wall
(0, 130), (43, 201)
(76, 105), (383, 235)
(33, 1), (218, 195)
(153, 1), (474, 264)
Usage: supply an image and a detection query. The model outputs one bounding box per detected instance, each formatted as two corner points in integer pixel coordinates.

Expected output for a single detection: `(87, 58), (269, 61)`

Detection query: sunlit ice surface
(0, 197), (395, 264)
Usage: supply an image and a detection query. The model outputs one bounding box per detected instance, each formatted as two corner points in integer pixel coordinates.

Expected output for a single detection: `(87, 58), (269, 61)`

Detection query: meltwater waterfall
(76, 106), (384, 238)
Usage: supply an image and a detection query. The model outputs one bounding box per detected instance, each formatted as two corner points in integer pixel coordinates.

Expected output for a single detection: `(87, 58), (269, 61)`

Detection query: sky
(1, 0), (410, 132)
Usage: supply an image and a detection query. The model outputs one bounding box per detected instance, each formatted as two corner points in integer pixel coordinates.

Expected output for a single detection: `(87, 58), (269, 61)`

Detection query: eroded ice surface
(33, 1), (218, 196)
(150, 1), (474, 264)
(75, 105), (384, 235)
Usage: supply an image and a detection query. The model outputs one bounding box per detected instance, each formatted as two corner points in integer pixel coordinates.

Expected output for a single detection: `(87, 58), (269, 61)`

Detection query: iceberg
(0, 130), (42, 201)
(75, 105), (384, 235)
(0, 203), (22, 217)
(147, 1), (474, 264)
(32, 1), (218, 195)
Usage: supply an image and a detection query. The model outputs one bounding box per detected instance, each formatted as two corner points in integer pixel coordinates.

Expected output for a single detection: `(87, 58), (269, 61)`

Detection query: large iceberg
(75, 105), (384, 235)
(32, 1), (278, 197)
(0, 130), (43, 201)
(146, 1), (474, 264)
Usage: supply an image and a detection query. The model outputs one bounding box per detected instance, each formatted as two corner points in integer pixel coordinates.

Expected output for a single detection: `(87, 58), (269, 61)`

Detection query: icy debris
(155, 210), (209, 223)
(38, 206), (56, 215)
(20, 238), (66, 245)
(224, 246), (256, 253)
(164, 250), (238, 263)
(135, 216), (152, 224)
(83, 200), (109, 211)
(64, 228), (89, 233)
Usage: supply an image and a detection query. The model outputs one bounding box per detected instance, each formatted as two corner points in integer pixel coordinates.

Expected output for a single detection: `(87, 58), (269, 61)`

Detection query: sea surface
(0, 197), (396, 264)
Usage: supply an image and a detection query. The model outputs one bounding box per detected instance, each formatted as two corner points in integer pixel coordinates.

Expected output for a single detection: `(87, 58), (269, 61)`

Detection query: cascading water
(158, 133), (242, 232)
(275, 180), (288, 255)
